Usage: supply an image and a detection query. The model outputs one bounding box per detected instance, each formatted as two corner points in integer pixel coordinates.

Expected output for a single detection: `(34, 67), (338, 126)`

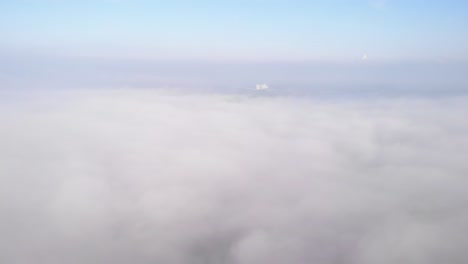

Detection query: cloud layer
(1, 90), (468, 263)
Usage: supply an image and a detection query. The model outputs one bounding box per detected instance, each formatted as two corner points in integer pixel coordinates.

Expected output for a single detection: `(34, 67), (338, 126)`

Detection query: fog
(1, 55), (467, 98)
(1, 89), (468, 263)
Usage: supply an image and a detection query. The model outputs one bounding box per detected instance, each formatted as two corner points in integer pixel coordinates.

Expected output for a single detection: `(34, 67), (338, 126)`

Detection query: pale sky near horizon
(1, 0), (467, 62)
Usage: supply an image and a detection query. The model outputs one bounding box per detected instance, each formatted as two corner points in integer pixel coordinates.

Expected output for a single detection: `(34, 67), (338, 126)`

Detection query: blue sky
(1, 0), (467, 62)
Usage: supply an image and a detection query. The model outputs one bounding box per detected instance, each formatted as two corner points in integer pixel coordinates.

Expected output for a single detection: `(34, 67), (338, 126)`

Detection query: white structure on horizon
(256, 84), (269, 90)
(362, 53), (368, 61)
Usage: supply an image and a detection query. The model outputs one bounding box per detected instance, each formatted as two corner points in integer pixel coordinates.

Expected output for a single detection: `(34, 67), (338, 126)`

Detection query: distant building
(256, 84), (269, 90)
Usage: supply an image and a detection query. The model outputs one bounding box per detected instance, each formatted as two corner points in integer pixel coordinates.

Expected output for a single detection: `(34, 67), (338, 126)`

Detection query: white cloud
(1, 89), (468, 263)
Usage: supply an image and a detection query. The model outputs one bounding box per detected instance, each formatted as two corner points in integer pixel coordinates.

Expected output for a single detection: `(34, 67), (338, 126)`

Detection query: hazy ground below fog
(1, 89), (468, 264)
(1, 56), (467, 98)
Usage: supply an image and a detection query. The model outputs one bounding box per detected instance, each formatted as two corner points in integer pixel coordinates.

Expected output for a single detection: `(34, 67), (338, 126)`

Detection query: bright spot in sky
(362, 53), (369, 61)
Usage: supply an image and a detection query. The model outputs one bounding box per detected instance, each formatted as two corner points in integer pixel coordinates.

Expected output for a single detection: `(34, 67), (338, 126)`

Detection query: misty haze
(1, 1), (468, 264)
